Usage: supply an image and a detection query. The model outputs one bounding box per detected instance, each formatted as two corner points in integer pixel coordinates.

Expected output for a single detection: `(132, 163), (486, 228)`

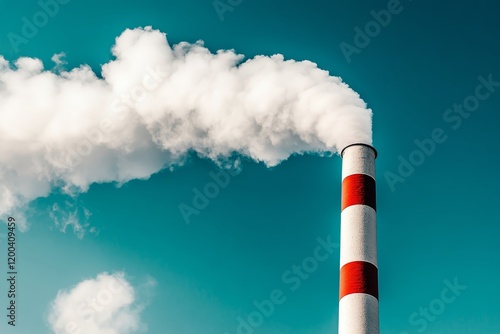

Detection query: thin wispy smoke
(0, 26), (372, 227)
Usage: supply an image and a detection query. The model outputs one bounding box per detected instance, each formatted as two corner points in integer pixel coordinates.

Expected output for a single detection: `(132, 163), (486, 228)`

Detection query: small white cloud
(47, 272), (150, 334)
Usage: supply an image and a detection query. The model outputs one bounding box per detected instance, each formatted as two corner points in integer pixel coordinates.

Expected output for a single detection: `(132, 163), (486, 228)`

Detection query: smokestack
(339, 143), (378, 334)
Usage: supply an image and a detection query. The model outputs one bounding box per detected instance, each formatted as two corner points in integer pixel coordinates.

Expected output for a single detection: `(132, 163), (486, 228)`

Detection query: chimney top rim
(341, 143), (377, 159)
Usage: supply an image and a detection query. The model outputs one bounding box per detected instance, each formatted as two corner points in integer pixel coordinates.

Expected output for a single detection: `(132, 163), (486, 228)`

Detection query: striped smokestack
(339, 143), (379, 334)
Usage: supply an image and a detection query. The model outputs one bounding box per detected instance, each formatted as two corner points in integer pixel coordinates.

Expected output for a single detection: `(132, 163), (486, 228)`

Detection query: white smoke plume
(0, 26), (372, 224)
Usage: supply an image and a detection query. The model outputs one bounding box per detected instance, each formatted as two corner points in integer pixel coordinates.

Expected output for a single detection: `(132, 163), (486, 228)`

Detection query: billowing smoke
(0, 27), (371, 226)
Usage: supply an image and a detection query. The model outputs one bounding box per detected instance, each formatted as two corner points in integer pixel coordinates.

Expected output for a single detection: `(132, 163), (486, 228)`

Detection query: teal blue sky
(1, 0), (499, 333)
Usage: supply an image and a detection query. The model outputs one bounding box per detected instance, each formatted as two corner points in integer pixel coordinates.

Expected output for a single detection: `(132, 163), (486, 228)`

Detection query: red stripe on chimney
(341, 174), (376, 211)
(339, 261), (378, 300)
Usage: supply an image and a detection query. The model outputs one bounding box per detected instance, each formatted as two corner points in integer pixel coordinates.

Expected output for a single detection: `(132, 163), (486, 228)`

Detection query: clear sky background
(0, 0), (499, 333)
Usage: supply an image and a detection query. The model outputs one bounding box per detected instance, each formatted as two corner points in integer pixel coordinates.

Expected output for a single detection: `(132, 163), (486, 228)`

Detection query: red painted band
(339, 261), (378, 300)
(341, 174), (376, 211)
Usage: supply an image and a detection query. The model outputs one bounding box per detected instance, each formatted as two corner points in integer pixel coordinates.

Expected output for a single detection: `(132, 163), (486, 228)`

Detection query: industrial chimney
(339, 143), (379, 334)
